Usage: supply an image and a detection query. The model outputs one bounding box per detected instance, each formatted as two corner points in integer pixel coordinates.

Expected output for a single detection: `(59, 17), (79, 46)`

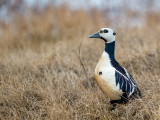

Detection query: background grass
(0, 5), (160, 120)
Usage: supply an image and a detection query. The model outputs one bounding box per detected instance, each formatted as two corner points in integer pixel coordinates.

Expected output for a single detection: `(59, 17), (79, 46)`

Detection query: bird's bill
(89, 32), (101, 38)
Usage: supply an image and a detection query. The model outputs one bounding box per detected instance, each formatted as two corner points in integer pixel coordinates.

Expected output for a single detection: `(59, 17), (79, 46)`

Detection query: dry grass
(0, 6), (160, 120)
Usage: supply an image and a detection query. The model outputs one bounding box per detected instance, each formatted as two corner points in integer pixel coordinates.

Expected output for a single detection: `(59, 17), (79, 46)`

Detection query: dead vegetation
(0, 6), (160, 120)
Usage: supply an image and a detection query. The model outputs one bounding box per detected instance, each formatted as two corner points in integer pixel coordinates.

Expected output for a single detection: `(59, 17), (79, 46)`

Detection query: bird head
(89, 28), (116, 43)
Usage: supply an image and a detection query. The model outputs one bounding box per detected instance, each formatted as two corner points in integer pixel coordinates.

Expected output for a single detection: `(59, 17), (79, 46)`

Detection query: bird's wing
(122, 67), (143, 97)
(115, 70), (135, 97)
(122, 67), (138, 86)
(111, 60), (143, 97)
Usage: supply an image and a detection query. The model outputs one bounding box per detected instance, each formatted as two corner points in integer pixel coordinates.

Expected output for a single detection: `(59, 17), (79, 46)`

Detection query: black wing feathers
(112, 59), (143, 98)
(115, 71), (133, 95)
(126, 71), (137, 86)
(111, 60), (126, 75)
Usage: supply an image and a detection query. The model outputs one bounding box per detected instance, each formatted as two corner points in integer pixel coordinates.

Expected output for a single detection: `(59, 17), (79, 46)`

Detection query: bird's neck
(105, 41), (115, 61)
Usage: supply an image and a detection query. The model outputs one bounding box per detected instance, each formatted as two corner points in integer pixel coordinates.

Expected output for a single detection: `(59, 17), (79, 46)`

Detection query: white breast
(95, 51), (123, 100)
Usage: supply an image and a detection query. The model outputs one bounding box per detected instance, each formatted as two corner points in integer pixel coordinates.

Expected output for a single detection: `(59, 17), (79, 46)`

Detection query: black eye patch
(103, 29), (108, 33)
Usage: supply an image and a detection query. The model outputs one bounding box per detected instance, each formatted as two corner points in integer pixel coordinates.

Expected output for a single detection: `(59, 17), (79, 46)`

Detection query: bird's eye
(104, 29), (108, 33)
(99, 30), (103, 33)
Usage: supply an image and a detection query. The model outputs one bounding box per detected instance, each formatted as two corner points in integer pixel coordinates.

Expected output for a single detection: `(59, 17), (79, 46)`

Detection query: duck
(89, 28), (143, 106)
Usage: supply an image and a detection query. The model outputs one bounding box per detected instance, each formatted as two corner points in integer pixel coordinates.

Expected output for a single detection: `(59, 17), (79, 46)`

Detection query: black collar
(105, 41), (115, 60)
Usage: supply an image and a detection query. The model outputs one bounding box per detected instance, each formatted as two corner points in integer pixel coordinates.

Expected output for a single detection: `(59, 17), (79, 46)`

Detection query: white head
(89, 28), (116, 43)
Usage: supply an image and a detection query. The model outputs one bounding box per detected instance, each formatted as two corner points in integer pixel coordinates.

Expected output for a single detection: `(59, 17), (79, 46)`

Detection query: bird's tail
(137, 87), (144, 98)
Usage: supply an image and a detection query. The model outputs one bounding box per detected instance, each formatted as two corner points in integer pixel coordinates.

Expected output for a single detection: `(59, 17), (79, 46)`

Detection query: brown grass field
(0, 7), (160, 120)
